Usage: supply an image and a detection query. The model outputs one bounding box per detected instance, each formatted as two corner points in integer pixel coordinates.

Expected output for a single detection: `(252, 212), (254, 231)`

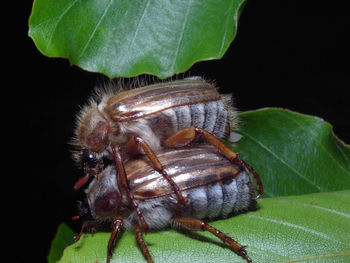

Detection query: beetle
(72, 77), (244, 229)
(77, 144), (263, 263)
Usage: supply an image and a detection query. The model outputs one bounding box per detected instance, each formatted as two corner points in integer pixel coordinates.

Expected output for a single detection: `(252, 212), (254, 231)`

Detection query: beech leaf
(233, 108), (350, 197)
(52, 190), (350, 263)
(28, 0), (246, 78)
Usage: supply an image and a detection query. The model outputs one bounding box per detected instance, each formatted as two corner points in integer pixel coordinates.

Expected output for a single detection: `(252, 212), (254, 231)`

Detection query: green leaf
(234, 108), (350, 197)
(56, 190), (350, 263)
(48, 223), (76, 263)
(28, 0), (246, 78)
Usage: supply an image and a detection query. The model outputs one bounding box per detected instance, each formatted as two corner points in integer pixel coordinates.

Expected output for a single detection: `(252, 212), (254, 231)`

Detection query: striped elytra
(71, 77), (239, 210)
(72, 78), (237, 168)
(86, 145), (258, 228)
(82, 145), (260, 263)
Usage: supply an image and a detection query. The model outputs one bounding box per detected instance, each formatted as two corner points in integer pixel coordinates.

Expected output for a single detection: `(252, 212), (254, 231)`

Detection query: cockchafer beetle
(72, 77), (247, 230)
(74, 144), (263, 263)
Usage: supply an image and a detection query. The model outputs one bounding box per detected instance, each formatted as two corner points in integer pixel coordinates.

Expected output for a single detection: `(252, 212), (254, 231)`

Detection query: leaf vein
(277, 199), (350, 218)
(118, 0), (151, 66)
(239, 130), (323, 191)
(301, 203), (350, 218)
(334, 140), (350, 165)
(247, 214), (346, 245)
(171, 0), (193, 72)
(275, 111), (350, 175)
(283, 251), (350, 262)
(78, 0), (114, 60)
(218, 1), (235, 54)
(45, 0), (80, 53)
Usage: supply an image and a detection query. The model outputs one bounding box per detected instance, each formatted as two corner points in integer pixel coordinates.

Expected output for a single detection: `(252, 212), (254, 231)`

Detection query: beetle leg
(134, 223), (154, 263)
(111, 144), (149, 231)
(73, 174), (90, 191)
(174, 217), (252, 263)
(73, 220), (100, 242)
(164, 127), (263, 197)
(73, 220), (89, 242)
(128, 135), (189, 205)
(164, 127), (237, 159)
(73, 161), (103, 190)
(234, 158), (264, 199)
(107, 217), (124, 263)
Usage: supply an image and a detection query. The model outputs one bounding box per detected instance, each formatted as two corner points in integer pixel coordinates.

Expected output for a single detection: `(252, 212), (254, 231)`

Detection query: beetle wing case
(86, 145), (258, 229)
(105, 79), (222, 122)
(72, 78), (238, 159)
(127, 145), (240, 199)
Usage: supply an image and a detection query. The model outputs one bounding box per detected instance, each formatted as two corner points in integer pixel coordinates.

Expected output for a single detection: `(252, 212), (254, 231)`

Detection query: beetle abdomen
(121, 100), (231, 152)
(137, 100), (229, 147)
(165, 100), (229, 137)
(187, 171), (255, 220)
(130, 171), (256, 231)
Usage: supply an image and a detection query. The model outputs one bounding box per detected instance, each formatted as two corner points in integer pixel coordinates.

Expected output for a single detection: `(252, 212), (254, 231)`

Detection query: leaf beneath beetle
(28, 0), (246, 78)
(233, 108), (350, 198)
(56, 190), (350, 263)
(48, 223), (76, 263)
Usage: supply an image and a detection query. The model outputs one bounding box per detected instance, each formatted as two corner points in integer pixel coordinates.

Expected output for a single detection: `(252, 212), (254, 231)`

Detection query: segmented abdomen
(185, 171), (255, 219)
(149, 100), (230, 141)
(131, 171), (256, 231)
(124, 145), (257, 230)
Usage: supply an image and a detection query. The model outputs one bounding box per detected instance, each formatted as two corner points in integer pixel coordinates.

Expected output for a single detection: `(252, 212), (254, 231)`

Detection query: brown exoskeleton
(77, 144), (262, 263)
(72, 77), (252, 229)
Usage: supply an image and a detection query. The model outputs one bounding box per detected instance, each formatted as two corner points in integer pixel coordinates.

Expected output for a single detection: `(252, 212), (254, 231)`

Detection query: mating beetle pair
(72, 77), (263, 263)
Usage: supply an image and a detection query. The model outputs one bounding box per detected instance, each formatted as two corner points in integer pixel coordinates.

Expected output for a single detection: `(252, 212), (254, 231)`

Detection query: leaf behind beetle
(234, 108), (350, 197)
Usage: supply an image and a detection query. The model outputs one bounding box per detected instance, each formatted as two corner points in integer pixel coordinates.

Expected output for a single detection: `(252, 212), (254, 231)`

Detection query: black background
(12, 0), (349, 262)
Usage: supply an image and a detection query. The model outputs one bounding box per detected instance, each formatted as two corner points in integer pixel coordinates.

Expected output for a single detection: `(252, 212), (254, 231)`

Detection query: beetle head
(94, 191), (122, 218)
(85, 165), (122, 220)
(72, 103), (113, 190)
(75, 106), (110, 153)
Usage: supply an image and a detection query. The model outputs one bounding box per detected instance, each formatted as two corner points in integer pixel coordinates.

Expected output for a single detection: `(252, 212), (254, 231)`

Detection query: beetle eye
(94, 192), (121, 217)
(81, 150), (98, 166)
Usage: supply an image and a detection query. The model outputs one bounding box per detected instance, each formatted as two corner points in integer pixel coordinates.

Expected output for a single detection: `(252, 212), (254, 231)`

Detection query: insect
(77, 144), (263, 263)
(72, 77), (242, 229)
